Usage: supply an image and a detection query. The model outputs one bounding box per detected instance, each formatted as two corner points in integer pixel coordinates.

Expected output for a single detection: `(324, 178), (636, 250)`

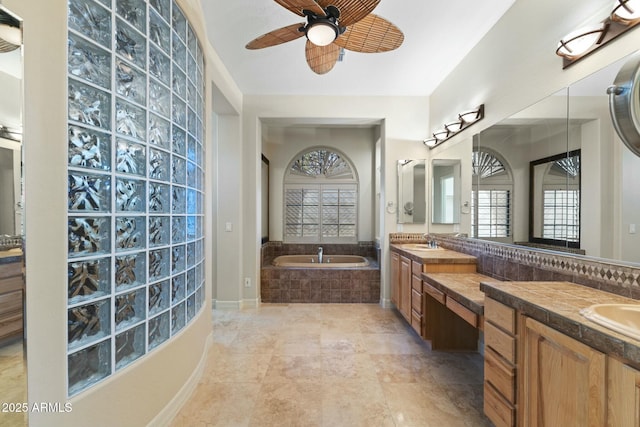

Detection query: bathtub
(273, 255), (369, 268)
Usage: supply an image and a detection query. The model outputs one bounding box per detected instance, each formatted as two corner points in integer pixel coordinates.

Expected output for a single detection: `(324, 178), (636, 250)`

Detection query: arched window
(472, 149), (513, 240)
(284, 148), (358, 243)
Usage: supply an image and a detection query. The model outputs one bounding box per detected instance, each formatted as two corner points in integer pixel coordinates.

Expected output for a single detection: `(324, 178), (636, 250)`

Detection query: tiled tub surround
(260, 242), (380, 303)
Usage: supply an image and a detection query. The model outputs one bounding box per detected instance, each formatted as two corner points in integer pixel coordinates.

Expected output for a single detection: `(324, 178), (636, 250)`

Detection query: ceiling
(201, 0), (516, 97)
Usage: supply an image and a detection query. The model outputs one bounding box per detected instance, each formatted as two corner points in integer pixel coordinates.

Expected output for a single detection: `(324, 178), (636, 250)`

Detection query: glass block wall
(66, 0), (205, 396)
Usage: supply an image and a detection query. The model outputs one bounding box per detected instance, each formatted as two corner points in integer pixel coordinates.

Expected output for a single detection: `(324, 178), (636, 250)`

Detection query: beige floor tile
(321, 379), (395, 427)
(171, 304), (492, 427)
(382, 382), (468, 427)
(249, 380), (323, 427)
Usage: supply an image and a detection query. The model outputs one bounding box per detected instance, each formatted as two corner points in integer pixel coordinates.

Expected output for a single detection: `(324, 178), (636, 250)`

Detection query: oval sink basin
(399, 243), (443, 251)
(580, 304), (640, 341)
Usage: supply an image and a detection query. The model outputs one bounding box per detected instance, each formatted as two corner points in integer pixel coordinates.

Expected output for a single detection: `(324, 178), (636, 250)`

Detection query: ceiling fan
(245, 0), (404, 74)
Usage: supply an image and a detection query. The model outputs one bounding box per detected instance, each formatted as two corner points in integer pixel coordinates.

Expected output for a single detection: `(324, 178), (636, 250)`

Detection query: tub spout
(318, 246), (323, 264)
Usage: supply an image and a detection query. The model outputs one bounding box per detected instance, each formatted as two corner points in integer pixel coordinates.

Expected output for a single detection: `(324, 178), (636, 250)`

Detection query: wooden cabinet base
(425, 293), (478, 351)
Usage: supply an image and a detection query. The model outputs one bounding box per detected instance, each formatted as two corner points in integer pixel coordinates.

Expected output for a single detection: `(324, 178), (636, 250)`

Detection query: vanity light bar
(557, 0), (640, 68)
(423, 104), (485, 149)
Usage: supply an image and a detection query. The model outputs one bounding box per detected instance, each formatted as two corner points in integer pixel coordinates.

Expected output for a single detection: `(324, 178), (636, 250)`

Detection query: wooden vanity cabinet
(410, 260), (423, 335)
(483, 297), (517, 427)
(399, 256), (411, 322)
(607, 357), (640, 427)
(390, 252), (412, 324)
(390, 252), (400, 307)
(522, 317), (606, 427)
(0, 258), (24, 340)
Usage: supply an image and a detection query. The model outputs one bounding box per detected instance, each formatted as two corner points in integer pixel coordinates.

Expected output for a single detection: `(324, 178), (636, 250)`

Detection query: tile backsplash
(391, 233), (640, 300)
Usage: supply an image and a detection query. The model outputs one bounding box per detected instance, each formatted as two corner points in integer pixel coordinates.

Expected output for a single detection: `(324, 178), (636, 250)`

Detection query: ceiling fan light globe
(306, 22), (338, 46)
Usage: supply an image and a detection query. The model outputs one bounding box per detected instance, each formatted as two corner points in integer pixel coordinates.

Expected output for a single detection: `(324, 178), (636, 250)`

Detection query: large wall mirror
(397, 159), (426, 224)
(468, 50), (640, 264)
(0, 4), (25, 425)
(432, 159), (461, 224)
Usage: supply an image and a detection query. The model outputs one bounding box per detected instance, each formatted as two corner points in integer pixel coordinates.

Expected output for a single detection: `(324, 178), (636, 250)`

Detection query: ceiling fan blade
(305, 40), (340, 74)
(316, 0), (380, 27)
(246, 23), (306, 49)
(334, 14), (403, 53)
(274, 0), (325, 17)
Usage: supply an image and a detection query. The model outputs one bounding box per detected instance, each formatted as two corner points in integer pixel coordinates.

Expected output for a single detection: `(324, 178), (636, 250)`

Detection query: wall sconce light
(423, 104), (485, 149)
(557, 0), (640, 68)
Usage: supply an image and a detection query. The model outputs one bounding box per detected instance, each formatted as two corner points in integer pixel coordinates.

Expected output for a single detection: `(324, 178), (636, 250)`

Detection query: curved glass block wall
(67, 0), (205, 396)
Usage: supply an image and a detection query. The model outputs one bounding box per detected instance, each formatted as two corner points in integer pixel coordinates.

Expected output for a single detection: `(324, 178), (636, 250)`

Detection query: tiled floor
(171, 304), (492, 427)
(0, 338), (27, 427)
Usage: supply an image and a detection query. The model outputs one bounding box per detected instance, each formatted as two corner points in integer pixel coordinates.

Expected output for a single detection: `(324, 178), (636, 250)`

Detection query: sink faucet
(318, 246), (323, 264)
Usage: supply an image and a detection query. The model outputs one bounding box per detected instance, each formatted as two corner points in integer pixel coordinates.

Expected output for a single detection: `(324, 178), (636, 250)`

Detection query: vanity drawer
(411, 273), (422, 291)
(411, 309), (422, 335)
(484, 347), (516, 403)
(423, 282), (445, 305)
(411, 288), (422, 312)
(446, 298), (478, 328)
(485, 321), (516, 363)
(485, 297), (516, 334)
(412, 260), (423, 276)
(0, 290), (22, 314)
(484, 382), (515, 427)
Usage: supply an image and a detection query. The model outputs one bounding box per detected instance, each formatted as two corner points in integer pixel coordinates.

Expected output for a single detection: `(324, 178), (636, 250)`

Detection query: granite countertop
(0, 249), (22, 264)
(422, 272), (502, 315)
(390, 244), (477, 264)
(481, 281), (640, 368)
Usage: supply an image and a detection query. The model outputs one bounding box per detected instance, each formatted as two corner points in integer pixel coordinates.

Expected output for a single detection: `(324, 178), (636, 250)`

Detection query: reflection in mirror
(470, 50), (640, 264)
(529, 150), (581, 249)
(0, 4), (25, 425)
(397, 159), (426, 224)
(432, 159), (461, 224)
(474, 88), (570, 248)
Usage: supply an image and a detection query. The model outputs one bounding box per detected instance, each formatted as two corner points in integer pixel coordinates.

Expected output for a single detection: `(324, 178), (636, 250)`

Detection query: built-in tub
(273, 255), (369, 268)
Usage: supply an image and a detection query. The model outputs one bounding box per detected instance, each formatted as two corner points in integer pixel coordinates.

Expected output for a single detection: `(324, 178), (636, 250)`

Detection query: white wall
(263, 126), (376, 242)
(10, 0), (242, 424)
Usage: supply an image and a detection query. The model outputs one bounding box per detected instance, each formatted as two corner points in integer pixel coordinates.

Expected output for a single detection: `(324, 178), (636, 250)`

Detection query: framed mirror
(529, 150), (581, 248)
(397, 159), (426, 224)
(432, 159), (461, 224)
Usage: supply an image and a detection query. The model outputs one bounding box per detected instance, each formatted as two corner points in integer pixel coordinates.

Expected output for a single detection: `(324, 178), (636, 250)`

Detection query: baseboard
(213, 300), (242, 309)
(241, 298), (260, 308)
(380, 298), (393, 309)
(147, 332), (213, 427)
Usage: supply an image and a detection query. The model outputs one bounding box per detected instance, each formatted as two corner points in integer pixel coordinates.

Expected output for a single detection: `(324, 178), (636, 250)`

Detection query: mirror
(529, 150), (581, 249)
(261, 154), (269, 243)
(467, 50), (640, 264)
(432, 159), (461, 224)
(397, 159), (426, 224)
(0, 4), (25, 424)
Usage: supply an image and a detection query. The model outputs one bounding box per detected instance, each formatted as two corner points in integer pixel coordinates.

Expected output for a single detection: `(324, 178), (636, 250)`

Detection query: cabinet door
(390, 252), (400, 306)
(608, 357), (640, 427)
(523, 317), (605, 427)
(399, 256), (411, 321)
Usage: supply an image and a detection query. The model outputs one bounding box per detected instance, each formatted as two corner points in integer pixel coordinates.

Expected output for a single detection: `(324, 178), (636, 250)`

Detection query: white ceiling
(201, 0), (516, 97)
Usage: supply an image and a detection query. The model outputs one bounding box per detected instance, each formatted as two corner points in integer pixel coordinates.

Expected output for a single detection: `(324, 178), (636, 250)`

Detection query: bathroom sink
(580, 304), (640, 341)
(399, 243), (443, 251)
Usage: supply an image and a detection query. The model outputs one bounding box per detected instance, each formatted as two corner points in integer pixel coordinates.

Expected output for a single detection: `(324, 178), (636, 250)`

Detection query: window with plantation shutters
(284, 148), (358, 243)
(471, 149), (513, 242)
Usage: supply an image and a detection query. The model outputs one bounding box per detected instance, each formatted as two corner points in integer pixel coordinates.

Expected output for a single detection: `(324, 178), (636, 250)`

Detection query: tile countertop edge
(389, 244), (477, 265)
(480, 281), (640, 369)
(422, 273), (486, 315)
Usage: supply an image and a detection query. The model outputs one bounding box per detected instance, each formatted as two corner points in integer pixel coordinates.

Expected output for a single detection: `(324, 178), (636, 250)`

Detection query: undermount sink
(580, 304), (640, 341)
(400, 243), (443, 251)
